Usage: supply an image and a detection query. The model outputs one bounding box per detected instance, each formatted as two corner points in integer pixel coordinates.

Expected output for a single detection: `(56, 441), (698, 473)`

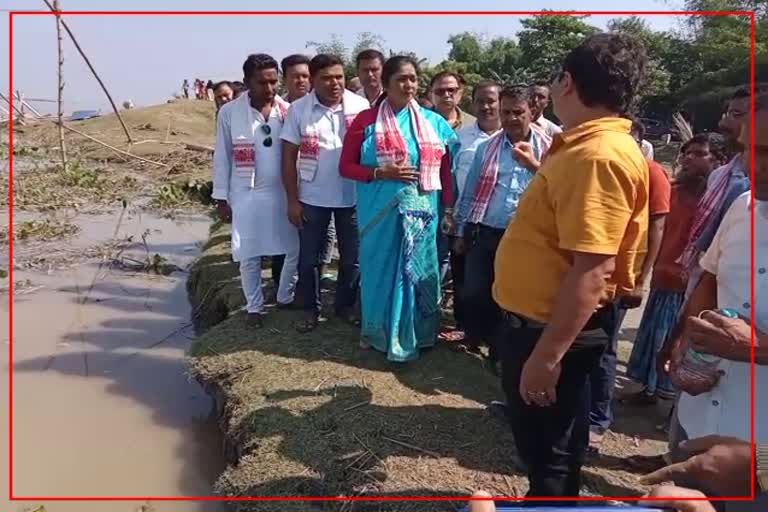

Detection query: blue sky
(1, 0), (687, 112)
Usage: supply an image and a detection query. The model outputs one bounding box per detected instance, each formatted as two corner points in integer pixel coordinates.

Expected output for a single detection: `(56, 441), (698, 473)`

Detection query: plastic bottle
(678, 308), (739, 388)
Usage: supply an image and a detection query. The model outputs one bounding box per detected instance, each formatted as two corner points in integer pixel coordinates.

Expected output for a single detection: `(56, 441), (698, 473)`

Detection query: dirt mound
(187, 226), (667, 511)
(8, 100), (217, 212)
(16, 99), (215, 160)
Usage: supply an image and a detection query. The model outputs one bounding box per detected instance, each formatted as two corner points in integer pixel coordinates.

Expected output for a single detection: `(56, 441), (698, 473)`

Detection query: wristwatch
(757, 444), (768, 493)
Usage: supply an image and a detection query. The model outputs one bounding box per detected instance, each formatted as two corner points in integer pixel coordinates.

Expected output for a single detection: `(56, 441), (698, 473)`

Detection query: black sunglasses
(261, 124), (272, 147)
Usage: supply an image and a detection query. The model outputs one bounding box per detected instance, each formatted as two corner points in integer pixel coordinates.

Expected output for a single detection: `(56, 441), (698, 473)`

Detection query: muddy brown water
(0, 206), (228, 512)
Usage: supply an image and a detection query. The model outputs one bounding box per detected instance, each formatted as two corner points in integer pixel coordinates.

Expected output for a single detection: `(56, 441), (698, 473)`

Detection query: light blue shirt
(455, 131), (539, 236)
(454, 122), (497, 200)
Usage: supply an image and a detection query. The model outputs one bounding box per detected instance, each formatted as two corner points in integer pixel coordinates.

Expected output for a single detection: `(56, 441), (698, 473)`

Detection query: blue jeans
(588, 302), (627, 432)
(320, 217), (336, 266)
(297, 203), (359, 315)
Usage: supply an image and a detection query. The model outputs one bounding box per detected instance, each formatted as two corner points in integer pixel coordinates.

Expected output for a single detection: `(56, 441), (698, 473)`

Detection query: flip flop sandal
(438, 330), (466, 343)
(296, 315), (320, 333)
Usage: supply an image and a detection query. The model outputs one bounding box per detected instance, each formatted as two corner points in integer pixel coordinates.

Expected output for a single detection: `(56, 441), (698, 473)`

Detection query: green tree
(306, 32), (389, 81)
(480, 37), (523, 79)
(446, 32), (484, 73)
(305, 33), (348, 60)
(351, 32), (387, 59)
(517, 14), (598, 81)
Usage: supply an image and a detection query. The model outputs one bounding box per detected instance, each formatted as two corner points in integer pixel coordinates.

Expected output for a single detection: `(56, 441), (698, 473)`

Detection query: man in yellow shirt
(492, 32), (650, 499)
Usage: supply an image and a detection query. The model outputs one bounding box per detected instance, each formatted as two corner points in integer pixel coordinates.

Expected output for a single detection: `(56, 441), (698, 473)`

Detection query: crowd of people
(181, 78), (237, 102)
(210, 31), (768, 511)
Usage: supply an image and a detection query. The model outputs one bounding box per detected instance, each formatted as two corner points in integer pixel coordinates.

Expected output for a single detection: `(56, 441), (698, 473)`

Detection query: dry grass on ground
(0, 218), (80, 245)
(4, 100), (217, 212)
(187, 221), (246, 331)
(188, 225), (670, 512)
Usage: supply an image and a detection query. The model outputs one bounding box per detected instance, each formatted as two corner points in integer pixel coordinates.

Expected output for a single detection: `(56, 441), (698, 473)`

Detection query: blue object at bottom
(458, 507), (671, 511)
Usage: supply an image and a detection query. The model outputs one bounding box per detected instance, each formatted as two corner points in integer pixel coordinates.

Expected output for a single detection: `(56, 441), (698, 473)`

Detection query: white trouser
(239, 249), (299, 313)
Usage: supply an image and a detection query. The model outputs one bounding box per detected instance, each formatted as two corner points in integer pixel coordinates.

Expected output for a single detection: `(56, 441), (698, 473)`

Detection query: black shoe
(277, 301), (297, 310)
(247, 312), (264, 328)
(487, 400), (511, 421)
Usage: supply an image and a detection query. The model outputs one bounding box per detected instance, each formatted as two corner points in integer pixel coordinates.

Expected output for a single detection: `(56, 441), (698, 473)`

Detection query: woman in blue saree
(339, 55), (457, 362)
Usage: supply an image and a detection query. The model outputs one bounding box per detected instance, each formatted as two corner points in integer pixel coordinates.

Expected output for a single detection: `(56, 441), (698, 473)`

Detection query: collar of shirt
(357, 87), (382, 105)
(551, 117), (632, 153)
(503, 130), (537, 156)
(452, 107), (477, 129)
(310, 91), (343, 113)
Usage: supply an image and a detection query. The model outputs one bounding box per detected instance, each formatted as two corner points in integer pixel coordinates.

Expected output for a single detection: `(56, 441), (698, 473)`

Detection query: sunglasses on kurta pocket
(261, 124), (273, 147)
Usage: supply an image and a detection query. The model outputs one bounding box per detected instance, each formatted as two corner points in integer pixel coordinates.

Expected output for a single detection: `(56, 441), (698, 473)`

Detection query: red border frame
(7, 8), (757, 505)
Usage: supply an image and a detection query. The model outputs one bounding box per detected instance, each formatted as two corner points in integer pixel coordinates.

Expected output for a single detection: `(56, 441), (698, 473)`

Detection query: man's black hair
(471, 80), (500, 101)
(681, 132), (728, 166)
(242, 53), (279, 81)
(355, 49), (385, 68)
(281, 54), (311, 74)
(732, 88), (750, 100)
(309, 54), (345, 77)
(231, 81), (247, 97)
(561, 32), (648, 113)
(499, 87), (531, 105)
(530, 80), (551, 90)
(213, 80), (233, 92)
(628, 116), (646, 141)
(429, 70), (466, 89)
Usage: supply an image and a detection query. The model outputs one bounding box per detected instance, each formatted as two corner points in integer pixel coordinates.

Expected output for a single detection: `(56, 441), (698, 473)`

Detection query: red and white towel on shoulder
(466, 123), (551, 223)
(298, 90), (367, 181)
(374, 98), (445, 191)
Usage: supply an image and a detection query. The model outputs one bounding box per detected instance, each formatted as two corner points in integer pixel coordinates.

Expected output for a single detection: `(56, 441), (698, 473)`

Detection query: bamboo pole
(41, 0), (134, 144)
(15, 90), (26, 119)
(58, 122), (169, 169)
(0, 92), (25, 117)
(53, 0), (69, 172)
(16, 92), (44, 118)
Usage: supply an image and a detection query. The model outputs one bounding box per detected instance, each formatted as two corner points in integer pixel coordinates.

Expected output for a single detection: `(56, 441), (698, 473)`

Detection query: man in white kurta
(213, 53), (299, 327)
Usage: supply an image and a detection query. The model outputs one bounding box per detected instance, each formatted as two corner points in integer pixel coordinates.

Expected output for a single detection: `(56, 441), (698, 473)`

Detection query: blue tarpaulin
(69, 110), (101, 121)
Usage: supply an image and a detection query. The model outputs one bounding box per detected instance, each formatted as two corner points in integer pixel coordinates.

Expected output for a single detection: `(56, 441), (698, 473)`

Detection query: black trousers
(461, 224), (505, 346)
(450, 242), (466, 329)
(496, 307), (616, 501)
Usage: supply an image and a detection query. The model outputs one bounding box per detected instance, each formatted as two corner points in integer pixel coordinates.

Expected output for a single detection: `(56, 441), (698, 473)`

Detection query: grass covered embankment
(187, 225), (663, 511)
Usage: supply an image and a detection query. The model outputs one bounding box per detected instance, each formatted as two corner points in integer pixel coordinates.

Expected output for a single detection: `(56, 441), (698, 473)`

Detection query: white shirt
(534, 115), (562, 138)
(356, 87), (383, 106)
(678, 192), (768, 442)
(454, 121), (498, 200)
(641, 139), (655, 160)
(212, 94), (298, 261)
(280, 91), (369, 208)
